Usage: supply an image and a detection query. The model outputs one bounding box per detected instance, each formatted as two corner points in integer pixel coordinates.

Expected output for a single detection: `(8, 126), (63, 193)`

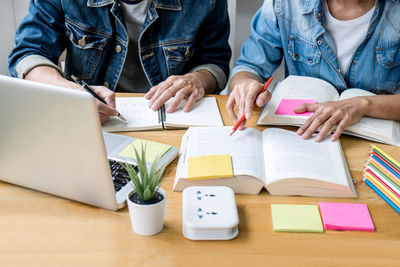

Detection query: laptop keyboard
(109, 160), (138, 192)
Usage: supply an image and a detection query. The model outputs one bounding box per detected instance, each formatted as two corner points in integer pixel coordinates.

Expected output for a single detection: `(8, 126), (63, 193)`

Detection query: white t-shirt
(324, 1), (375, 76)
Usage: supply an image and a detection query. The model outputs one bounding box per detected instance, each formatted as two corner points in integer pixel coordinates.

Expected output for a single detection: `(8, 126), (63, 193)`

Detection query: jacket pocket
(163, 41), (195, 76)
(65, 21), (109, 80)
(287, 34), (321, 76)
(375, 43), (400, 93)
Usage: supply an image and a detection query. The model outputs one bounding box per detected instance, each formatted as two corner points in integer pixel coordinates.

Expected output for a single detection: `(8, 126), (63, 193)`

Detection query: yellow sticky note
(119, 139), (171, 163)
(188, 154), (233, 180)
(271, 204), (324, 233)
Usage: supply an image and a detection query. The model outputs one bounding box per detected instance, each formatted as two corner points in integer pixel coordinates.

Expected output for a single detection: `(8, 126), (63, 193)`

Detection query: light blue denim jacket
(8, 0), (231, 91)
(233, 0), (400, 94)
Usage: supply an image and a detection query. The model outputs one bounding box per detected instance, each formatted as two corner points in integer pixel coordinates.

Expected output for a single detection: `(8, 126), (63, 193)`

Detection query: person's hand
(62, 80), (118, 123)
(226, 76), (271, 130)
(25, 66), (118, 123)
(295, 97), (368, 142)
(145, 72), (206, 113)
(87, 85), (118, 123)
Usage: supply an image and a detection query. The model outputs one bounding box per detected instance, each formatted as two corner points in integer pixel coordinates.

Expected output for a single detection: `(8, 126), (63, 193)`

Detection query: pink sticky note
(319, 202), (375, 232)
(274, 99), (316, 116)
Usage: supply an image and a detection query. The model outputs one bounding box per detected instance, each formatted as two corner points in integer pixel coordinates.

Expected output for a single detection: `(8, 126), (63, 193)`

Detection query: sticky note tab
(319, 202), (375, 231)
(271, 204), (323, 232)
(188, 154), (233, 180)
(119, 139), (171, 163)
(274, 99), (316, 116)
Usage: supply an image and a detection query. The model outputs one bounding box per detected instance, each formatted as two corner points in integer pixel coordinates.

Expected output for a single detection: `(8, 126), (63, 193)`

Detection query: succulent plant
(122, 145), (166, 202)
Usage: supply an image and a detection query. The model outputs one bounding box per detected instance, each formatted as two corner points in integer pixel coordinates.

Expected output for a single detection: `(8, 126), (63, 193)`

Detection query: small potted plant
(122, 145), (167, 236)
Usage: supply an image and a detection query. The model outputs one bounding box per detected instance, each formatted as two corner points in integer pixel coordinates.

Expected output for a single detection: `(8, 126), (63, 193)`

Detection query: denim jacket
(233, 0), (400, 94)
(9, 0), (231, 91)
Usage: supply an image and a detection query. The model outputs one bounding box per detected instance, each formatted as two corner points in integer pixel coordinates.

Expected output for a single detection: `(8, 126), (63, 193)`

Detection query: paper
(188, 154), (233, 180)
(274, 99), (316, 116)
(119, 139), (172, 163)
(319, 202), (375, 231)
(271, 204), (323, 232)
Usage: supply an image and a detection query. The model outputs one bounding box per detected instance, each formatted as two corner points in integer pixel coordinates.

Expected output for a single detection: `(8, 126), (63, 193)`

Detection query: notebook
(102, 96), (224, 132)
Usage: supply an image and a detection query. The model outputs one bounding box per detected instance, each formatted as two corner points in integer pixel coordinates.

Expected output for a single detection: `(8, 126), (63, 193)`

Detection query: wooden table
(1, 95), (399, 266)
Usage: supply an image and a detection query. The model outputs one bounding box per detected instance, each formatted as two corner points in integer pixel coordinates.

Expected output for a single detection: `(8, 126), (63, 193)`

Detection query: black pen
(70, 75), (127, 122)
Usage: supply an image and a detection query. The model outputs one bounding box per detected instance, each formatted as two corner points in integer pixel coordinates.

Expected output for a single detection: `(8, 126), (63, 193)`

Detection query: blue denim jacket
(9, 0), (231, 91)
(233, 0), (400, 94)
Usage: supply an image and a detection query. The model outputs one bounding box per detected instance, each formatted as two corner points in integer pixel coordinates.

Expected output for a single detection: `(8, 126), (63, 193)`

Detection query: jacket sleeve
(8, 0), (67, 77)
(231, 0), (284, 82)
(186, 0), (232, 92)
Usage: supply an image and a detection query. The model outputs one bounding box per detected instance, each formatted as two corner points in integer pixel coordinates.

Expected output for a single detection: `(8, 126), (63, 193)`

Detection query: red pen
(229, 77), (273, 136)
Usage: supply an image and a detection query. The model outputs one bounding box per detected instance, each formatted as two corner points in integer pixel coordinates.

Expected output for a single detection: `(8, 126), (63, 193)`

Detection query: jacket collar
(87, 0), (182, 10)
(302, 0), (316, 14)
(302, 0), (397, 15)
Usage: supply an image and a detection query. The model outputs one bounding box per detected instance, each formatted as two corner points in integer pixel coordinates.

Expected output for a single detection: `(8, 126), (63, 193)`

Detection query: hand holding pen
(229, 77), (273, 136)
(71, 75), (127, 122)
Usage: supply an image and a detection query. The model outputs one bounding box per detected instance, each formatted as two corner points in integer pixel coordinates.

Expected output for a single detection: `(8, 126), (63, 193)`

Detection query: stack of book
(363, 145), (400, 214)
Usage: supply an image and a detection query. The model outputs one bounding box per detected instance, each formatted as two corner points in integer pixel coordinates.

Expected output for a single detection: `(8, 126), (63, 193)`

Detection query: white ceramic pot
(127, 187), (166, 236)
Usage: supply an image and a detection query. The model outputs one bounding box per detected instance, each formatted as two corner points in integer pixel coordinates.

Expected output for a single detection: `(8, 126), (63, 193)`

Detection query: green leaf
(120, 142), (167, 202)
(143, 186), (152, 201)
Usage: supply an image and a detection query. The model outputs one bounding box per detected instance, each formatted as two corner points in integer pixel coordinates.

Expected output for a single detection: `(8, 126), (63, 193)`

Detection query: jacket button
(78, 35), (87, 47)
(317, 40), (323, 46)
(104, 82), (110, 88)
(115, 45), (122, 53)
(294, 54), (299, 59)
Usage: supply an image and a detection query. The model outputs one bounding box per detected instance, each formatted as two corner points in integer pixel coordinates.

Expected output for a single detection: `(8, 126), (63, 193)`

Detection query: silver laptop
(0, 75), (178, 210)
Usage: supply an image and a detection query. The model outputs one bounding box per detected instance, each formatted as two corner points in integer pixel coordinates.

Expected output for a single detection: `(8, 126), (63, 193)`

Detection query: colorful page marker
(274, 99), (316, 116)
(119, 139), (171, 163)
(271, 204), (323, 233)
(319, 202), (375, 232)
(188, 154), (233, 180)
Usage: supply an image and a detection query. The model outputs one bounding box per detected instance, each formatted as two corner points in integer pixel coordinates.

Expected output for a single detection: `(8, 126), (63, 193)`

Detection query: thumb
(294, 103), (320, 114)
(255, 91), (271, 107)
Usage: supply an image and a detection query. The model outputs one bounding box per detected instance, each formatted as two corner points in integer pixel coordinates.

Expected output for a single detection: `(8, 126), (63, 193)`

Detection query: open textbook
(173, 127), (357, 198)
(257, 75), (400, 145)
(102, 97), (223, 132)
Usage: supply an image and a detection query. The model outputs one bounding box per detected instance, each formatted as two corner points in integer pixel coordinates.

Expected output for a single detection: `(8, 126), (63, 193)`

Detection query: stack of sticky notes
(271, 202), (374, 233)
(119, 139), (172, 163)
(187, 154), (233, 180)
(319, 202), (374, 231)
(363, 145), (400, 214)
(271, 204), (324, 232)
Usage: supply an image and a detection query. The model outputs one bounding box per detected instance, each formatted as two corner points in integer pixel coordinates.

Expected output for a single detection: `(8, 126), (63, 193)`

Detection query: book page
(164, 97), (223, 128)
(258, 76), (340, 125)
(339, 89), (398, 144)
(183, 127), (266, 183)
(102, 97), (161, 132)
(262, 128), (348, 186)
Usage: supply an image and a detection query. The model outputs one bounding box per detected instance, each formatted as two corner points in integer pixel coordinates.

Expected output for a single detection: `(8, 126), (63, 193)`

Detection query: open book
(257, 75), (400, 145)
(173, 126), (357, 198)
(102, 97), (224, 132)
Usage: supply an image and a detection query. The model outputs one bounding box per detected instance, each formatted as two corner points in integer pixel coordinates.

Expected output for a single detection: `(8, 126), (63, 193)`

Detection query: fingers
(90, 86), (118, 121)
(331, 120), (347, 141)
(256, 90), (271, 107)
(226, 94), (238, 123)
(294, 103), (320, 114)
(226, 78), (266, 129)
(147, 75), (205, 112)
(298, 111), (331, 140)
(183, 92), (198, 112)
(297, 102), (353, 142)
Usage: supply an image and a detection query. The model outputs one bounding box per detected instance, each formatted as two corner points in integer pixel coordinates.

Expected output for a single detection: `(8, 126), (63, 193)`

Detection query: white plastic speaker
(182, 186), (239, 240)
